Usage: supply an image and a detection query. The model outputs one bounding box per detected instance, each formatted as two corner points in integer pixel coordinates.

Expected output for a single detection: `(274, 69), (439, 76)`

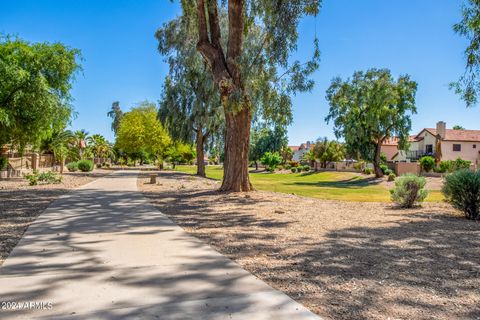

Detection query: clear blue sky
(1, 0), (478, 145)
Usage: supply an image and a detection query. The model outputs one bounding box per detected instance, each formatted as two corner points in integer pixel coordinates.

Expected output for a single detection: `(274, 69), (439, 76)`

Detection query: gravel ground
(139, 171), (480, 320)
(0, 169), (110, 264)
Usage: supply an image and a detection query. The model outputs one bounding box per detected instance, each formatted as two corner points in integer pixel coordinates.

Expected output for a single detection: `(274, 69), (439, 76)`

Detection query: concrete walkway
(0, 171), (320, 319)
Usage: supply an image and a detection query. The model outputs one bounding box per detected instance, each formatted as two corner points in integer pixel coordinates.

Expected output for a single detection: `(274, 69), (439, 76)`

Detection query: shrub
(436, 160), (452, 173)
(380, 164), (390, 175)
(452, 157), (471, 171)
(388, 172), (396, 182)
(25, 170), (62, 186)
(77, 160), (94, 172)
(442, 169), (480, 220)
(384, 168), (393, 175)
(380, 152), (387, 164)
(420, 156), (435, 172)
(363, 167), (373, 175)
(303, 165), (311, 172)
(390, 174), (428, 208)
(288, 160), (299, 168)
(285, 164), (292, 170)
(96, 163), (102, 168)
(260, 151), (282, 171)
(0, 156), (8, 171)
(436, 158), (471, 173)
(291, 167), (298, 173)
(25, 171), (39, 186)
(353, 161), (365, 171)
(66, 162), (78, 172)
(38, 171), (62, 184)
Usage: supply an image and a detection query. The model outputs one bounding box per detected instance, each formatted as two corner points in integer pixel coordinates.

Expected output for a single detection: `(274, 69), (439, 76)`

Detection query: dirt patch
(139, 171), (479, 320)
(0, 169), (110, 264)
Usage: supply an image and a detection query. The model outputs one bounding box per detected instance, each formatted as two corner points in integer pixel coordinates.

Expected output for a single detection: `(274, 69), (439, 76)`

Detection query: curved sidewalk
(0, 171), (320, 319)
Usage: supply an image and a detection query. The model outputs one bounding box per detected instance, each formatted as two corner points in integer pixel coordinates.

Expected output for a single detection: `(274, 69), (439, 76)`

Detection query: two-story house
(382, 121), (480, 166)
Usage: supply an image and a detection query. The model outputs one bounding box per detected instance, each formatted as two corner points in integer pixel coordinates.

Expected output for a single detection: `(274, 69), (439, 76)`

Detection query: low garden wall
(394, 162), (420, 176)
(313, 161), (362, 173)
(0, 153), (57, 179)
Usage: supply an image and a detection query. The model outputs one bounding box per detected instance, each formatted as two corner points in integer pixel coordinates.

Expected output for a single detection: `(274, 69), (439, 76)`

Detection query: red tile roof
(382, 135), (417, 146)
(289, 146), (300, 151)
(423, 128), (480, 142)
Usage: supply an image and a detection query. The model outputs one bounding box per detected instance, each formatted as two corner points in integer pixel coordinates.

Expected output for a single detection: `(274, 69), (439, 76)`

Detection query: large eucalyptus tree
(176, 0), (321, 191)
(156, 16), (222, 177)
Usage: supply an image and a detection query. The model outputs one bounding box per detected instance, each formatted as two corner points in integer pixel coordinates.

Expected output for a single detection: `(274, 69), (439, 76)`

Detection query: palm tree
(313, 138), (345, 168)
(107, 101), (124, 136)
(302, 149), (316, 167)
(280, 146), (293, 164)
(87, 134), (113, 161)
(50, 130), (74, 173)
(73, 129), (89, 159)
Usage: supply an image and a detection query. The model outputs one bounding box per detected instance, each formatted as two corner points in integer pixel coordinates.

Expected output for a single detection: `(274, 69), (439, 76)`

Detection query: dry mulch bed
(139, 171), (480, 320)
(0, 169), (110, 265)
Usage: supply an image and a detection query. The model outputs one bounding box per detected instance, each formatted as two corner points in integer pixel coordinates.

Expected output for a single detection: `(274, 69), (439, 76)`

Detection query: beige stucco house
(382, 121), (480, 166)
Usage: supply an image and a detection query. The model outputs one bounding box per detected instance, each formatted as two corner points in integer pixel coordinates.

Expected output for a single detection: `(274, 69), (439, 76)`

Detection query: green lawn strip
(174, 165), (443, 202)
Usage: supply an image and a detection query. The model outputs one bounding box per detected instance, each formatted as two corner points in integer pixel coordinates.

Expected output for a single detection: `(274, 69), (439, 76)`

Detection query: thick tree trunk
(196, 127), (206, 177)
(220, 107), (253, 192)
(196, 0), (251, 192)
(374, 142), (383, 178)
(60, 158), (65, 174)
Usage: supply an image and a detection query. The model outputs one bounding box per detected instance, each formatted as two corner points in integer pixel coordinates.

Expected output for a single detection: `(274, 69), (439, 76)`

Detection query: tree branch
(207, 0), (223, 50)
(227, 0), (244, 85)
(196, 0), (216, 65)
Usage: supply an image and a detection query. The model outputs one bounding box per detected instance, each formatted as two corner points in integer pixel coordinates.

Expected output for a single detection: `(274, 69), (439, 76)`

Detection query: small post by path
(150, 174), (157, 184)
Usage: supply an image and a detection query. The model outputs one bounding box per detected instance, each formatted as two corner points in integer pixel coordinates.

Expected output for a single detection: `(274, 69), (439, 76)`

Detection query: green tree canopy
(164, 142), (196, 168)
(115, 102), (172, 160)
(452, 0), (480, 106)
(0, 36), (81, 150)
(326, 68), (417, 177)
(453, 125), (465, 130)
(249, 125), (288, 170)
(156, 13), (223, 177)
(260, 151), (282, 171)
(312, 138), (345, 168)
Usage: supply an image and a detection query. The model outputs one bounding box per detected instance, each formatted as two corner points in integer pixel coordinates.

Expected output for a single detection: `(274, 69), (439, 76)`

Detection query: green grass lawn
(174, 165), (443, 202)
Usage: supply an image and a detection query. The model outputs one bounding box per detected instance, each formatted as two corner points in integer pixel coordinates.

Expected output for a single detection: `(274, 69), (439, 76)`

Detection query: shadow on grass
(291, 176), (383, 188)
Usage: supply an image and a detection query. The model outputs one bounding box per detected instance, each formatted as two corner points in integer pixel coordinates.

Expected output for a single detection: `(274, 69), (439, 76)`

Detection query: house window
(425, 144), (433, 154)
(474, 144), (477, 149)
(453, 144), (461, 152)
